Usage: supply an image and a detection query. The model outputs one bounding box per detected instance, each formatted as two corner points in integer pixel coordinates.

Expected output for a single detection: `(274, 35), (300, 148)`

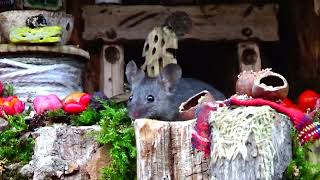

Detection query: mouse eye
(129, 95), (133, 101)
(147, 95), (154, 102)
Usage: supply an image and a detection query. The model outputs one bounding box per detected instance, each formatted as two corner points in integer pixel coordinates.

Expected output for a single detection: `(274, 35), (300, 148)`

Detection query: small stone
(0, 118), (9, 132)
(65, 162), (79, 175)
(6, 162), (23, 171)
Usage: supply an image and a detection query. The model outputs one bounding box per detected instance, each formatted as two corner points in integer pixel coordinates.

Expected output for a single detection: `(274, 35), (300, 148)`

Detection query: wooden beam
(82, 4), (279, 42)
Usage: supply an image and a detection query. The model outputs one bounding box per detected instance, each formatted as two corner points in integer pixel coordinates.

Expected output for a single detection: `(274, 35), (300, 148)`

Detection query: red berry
(297, 90), (319, 112)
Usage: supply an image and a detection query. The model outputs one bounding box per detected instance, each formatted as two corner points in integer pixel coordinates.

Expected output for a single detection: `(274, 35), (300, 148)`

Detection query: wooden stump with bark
(134, 119), (209, 180)
(134, 106), (292, 180)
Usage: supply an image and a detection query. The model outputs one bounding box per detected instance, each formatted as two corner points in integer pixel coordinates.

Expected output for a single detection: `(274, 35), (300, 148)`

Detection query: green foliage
(46, 109), (67, 119)
(0, 114), (34, 164)
(2, 83), (14, 97)
(95, 101), (136, 180)
(70, 107), (100, 126)
(286, 120), (320, 180)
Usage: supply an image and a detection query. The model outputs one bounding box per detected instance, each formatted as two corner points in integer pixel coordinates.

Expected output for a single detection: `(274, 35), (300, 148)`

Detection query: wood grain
(82, 4), (279, 42)
(0, 44), (90, 60)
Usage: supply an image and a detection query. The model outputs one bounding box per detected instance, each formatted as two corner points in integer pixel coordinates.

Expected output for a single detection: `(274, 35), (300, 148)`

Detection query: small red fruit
(297, 90), (319, 112)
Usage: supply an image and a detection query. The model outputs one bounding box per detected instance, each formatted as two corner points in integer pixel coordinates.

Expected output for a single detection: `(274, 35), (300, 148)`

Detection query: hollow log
(134, 119), (209, 179)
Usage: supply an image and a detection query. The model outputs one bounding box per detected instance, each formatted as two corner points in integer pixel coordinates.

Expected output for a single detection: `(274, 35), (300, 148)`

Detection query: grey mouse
(125, 60), (226, 121)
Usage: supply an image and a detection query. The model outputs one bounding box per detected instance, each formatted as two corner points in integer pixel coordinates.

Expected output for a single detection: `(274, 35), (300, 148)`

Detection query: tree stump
(20, 124), (111, 180)
(209, 106), (292, 180)
(134, 119), (209, 179)
(134, 106), (292, 180)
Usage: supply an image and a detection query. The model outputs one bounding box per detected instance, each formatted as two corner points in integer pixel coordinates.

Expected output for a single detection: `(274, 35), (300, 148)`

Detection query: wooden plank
(134, 118), (209, 179)
(0, 44), (90, 60)
(237, 42), (261, 72)
(315, 0), (320, 15)
(100, 44), (124, 98)
(82, 4), (279, 42)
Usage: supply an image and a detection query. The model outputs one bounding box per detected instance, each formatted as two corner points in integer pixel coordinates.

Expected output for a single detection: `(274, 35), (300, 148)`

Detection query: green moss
(70, 107), (100, 126)
(0, 114), (34, 164)
(95, 101), (136, 180)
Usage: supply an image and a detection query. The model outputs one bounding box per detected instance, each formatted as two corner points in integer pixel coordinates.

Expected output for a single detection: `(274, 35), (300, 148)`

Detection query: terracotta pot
(178, 90), (215, 120)
(235, 71), (257, 97)
(252, 70), (289, 101)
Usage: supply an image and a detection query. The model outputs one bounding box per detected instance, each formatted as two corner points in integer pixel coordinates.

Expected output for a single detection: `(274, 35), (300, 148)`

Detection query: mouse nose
(131, 111), (140, 119)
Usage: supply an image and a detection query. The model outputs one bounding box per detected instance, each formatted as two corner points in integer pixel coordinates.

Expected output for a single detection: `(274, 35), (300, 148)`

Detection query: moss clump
(95, 101), (136, 180)
(0, 114), (34, 179)
(0, 114), (34, 164)
(70, 107), (100, 126)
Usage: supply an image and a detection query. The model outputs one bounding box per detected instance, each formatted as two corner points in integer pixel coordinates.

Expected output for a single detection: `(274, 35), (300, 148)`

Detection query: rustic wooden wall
(63, 0), (320, 98)
(277, 0), (320, 98)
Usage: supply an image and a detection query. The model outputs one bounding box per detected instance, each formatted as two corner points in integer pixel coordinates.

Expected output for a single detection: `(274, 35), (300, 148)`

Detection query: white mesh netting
(210, 106), (278, 179)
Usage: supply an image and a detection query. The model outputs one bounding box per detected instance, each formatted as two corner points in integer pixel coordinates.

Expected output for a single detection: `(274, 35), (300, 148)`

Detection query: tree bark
(134, 119), (209, 180)
(134, 106), (292, 180)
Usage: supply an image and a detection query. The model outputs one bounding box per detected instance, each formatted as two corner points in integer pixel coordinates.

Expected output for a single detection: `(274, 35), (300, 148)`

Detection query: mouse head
(125, 60), (182, 120)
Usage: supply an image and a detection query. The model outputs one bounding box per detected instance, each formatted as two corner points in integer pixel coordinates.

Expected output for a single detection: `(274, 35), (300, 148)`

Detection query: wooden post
(315, 0), (320, 15)
(134, 119), (209, 180)
(237, 42), (262, 72)
(100, 44), (124, 98)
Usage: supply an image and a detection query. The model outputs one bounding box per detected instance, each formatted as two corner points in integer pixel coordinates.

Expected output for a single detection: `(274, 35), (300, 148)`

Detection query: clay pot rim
(179, 90), (211, 112)
(253, 72), (288, 91)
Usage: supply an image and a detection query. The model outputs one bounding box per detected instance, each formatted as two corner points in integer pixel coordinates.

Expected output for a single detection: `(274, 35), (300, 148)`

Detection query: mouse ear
(125, 60), (145, 85)
(158, 63), (182, 92)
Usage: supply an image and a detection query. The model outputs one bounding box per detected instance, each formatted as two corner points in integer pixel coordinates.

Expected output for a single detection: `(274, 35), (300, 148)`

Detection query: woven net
(210, 105), (278, 179)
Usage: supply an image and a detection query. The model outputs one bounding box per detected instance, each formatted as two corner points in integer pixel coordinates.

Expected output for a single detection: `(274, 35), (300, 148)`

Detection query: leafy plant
(0, 114), (34, 164)
(46, 109), (68, 120)
(95, 100), (136, 180)
(2, 82), (15, 97)
(286, 111), (320, 180)
(70, 107), (100, 126)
